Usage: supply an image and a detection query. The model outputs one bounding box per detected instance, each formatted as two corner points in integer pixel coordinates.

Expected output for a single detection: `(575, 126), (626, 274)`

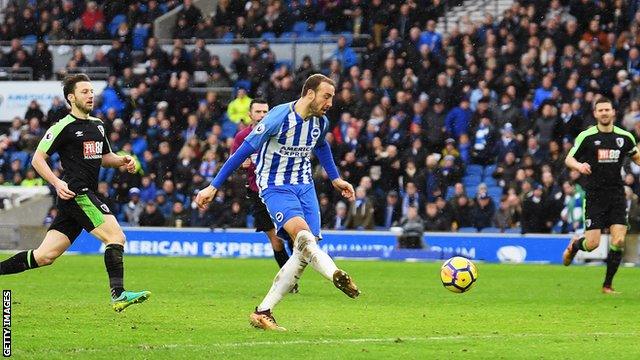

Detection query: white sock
(257, 251), (307, 312)
(296, 230), (338, 281)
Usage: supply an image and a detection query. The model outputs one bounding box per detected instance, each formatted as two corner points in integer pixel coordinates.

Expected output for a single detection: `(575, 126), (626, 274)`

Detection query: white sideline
(145, 332), (638, 349)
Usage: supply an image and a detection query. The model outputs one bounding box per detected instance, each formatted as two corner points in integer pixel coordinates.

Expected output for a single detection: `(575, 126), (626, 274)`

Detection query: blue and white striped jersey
(245, 101), (329, 190)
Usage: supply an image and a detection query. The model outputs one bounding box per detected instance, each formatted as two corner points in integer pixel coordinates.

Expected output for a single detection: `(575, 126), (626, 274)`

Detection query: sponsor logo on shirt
(597, 149), (620, 163)
(277, 145), (313, 157)
(83, 141), (103, 159)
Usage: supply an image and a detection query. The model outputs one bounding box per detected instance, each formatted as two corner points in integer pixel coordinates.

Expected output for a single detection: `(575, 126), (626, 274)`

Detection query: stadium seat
(275, 60), (293, 70)
(109, 14), (127, 36)
(221, 117), (239, 139)
(483, 176), (497, 187)
(462, 174), (482, 188)
(246, 214), (254, 228)
(480, 227), (502, 233)
(504, 227), (522, 234)
(466, 164), (483, 177)
(22, 35), (37, 45)
(458, 227), (478, 233)
(293, 21), (309, 34)
(279, 31), (297, 40)
(261, 32), (276, 41)
(314, 21), (327, 33)
(483, 164), (497, 178)
(487, 186), (503, 202)
(132, 26), (149, 51)
(339, 32), (354, 45)
(10, 151), (30, 171)
(221, 32), (235, 43)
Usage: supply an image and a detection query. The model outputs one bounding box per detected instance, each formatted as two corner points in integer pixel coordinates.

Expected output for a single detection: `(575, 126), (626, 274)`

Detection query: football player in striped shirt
(196, 74), (360, 330)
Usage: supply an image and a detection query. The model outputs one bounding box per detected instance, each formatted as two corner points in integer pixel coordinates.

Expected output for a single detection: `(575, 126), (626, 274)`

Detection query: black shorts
(247, 190), (275, 232)
(584, 188), (627, 231)
(49, 190), (113, 242)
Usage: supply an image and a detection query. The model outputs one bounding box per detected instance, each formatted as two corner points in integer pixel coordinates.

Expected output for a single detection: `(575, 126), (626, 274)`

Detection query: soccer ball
(440, 256), (478, 293)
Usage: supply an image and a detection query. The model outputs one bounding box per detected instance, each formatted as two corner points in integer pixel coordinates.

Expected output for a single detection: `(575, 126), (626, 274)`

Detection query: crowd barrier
(67, 227), (585, 264)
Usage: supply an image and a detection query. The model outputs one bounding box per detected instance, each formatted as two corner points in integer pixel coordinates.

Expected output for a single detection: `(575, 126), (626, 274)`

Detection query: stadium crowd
(2, 0), (640, 235)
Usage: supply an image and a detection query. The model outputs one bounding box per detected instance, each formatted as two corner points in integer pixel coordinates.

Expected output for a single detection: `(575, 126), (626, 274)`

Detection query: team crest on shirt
(255, 123), (265, 134)
(616, 137), (624, 148)
(43, 130), (53, 141)
(585, 219), (591, 228)
(275, 212), (284, 222)
(97, 125), (105, 137)
(311, 127), (321, 139)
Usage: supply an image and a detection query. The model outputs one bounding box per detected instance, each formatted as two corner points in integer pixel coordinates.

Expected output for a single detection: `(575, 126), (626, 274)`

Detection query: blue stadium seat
(462, 174), (482, 188)
(339, 32), (353, 45)
(221, 118), (239, 139)
(246, 214), (254, 228)
(275, 60), (293, 70)
(458, 227), (478, 233)
(480, 227), (502, 233)
(293, 21), (308, 34)
(299, 31), (321, 42)
(109, 14), (127, 36)
(487, 186), (503, 203)
(261, 32), (276, 41)
(132, 26), (149, 51)
(279, 31), (297, 41)
(22, 35), (37, 45)
(222, 32), (235, 43)
(483, 176), (497, 187)
(314, 21), (327, 33)
(10, 151), (30, 171)
(504, 227), (522, 234)
(483, 164), (497, 178)
(466, 164), (483, 177)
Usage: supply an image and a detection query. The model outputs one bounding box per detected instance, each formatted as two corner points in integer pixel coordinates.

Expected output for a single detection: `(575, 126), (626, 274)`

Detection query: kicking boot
(250, 308), (286, 331)
(333, 269), (360, 298)
(112, 290), (151, 312)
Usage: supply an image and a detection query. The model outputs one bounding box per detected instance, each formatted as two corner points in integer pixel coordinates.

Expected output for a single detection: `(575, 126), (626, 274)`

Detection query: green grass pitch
(2, 255), (639, 359)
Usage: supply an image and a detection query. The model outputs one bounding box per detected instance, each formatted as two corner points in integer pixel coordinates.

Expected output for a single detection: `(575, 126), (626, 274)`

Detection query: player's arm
(565, 133), (591, 175)
(195, 108), (283, 209)
(101, 152), (136, 173)
(33, 123), (76, 199)
(313, 137), (355, 201)
(31, 150), (75, 199)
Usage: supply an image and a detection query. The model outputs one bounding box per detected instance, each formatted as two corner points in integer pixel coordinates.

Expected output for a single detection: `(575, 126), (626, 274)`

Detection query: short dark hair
(301, 74), (335, 97)
(594, 97), (613, 108)
(63, 74), (91, 105)
(249, 98), (268, 111)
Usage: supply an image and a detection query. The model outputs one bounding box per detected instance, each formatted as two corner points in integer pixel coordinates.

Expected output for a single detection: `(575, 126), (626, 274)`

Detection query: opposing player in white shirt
(195, 74), (360, 330)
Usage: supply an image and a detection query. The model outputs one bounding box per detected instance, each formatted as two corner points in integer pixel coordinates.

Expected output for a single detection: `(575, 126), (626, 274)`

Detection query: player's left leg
(0, 229), (71, 275)
(602, 224), (626, 294)
(295, 186), (360, 298)
(89, 213), (151, 311)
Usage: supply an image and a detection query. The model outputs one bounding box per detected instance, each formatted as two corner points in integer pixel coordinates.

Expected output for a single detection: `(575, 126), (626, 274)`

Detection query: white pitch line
(135, 332), (639, 350)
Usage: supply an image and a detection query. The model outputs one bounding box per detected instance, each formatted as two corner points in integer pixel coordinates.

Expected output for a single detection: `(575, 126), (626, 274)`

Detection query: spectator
(472, 192), (496, 231)
(215, 199), (247, 228)
(331, 201), (348, 230)
(330, 35), (358, 71)
(397, 206), (424, 249)
(139, 202), (166, 226)
(424, 202), (448, 232)
(226, 87), (252, 124)
(124, 187), (145, 226)
(345, 186), (375, 230)
(166, 201), (191, 227)
(522, 184), (548, 234)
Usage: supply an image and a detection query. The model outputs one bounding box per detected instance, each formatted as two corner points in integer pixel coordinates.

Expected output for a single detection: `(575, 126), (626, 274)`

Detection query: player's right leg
(283, 217), (360, 299)
(0, 229), (71, 275)
(563, 229), (600, 266)
(564, 195), (604, 266)
(89, 214), (150, 312)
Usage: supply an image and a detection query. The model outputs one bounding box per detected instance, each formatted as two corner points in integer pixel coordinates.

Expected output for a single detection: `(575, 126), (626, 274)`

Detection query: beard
(309, 100), (325, 116)
(598, 116), (612, 126)
(75, 100), (93, 114)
